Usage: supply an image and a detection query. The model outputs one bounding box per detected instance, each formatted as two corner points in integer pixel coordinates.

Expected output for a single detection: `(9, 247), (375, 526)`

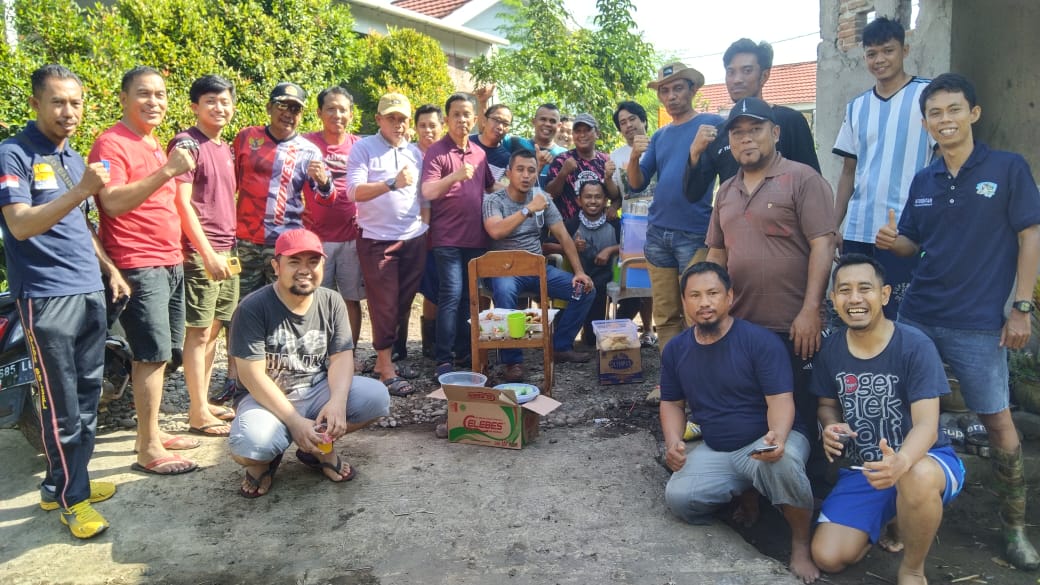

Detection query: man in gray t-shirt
(227, 229), (390, 498)
(481, 149), (596, 382)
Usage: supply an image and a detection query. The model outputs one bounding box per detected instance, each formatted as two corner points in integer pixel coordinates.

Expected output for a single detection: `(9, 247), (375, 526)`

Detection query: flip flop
(240, 453), (283, 499)
(640, 332), (658, 348)
(161, 435), (201, 450)
(960, 413), (990, 457)
(384, 376), (416, 397)
(394, 362), (420, 380)
(188, 423), (231, 437)
(357, 355), (376, 375)
(131, 455), (198, 476)
(296, 449), (356, 482)
(209, 405), (236, 421)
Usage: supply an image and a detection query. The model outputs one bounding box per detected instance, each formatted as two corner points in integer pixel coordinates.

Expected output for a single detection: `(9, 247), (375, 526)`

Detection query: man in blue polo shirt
(0, 65), (118, 538)
(876, 73), (1040, 570)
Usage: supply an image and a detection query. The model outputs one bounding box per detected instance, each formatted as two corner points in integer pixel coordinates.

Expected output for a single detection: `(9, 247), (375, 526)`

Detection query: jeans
(643, 224), (707, 349)
(489, 265), (595, 364)
(433, 246), (485, 364)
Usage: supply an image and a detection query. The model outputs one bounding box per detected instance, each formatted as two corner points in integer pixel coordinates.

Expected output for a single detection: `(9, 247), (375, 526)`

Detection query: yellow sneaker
(683, 421), (702, 441)
(40, 480), (116, 511)
(59, 500), (109, 539)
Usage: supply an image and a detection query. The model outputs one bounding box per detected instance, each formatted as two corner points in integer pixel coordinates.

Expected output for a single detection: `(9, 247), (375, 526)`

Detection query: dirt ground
(4, 301), (1040, 584)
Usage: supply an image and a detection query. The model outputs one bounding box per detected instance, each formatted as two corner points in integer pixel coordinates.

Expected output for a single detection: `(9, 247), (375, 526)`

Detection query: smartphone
(849, 465), (877, 472)
(750, 444), (779, 456)
(227, 256), (242, 275)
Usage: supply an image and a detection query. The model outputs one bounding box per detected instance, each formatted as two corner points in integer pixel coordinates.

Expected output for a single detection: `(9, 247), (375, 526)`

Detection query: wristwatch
(520, 207), (531, 217)
(384, 177), (396, 191)
(1012, 300), (1035, 313)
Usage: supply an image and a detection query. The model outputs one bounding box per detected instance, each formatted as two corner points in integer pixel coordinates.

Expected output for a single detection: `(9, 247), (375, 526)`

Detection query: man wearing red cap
(227, 228), (390, 498)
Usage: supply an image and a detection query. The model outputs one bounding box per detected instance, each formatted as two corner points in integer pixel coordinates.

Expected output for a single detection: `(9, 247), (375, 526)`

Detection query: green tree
(469, 0), (655, 145)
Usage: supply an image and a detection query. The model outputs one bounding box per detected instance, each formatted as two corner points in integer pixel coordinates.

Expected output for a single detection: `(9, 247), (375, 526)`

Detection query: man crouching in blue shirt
(811, 254), (964, 585)
(661, 262), (819, 583)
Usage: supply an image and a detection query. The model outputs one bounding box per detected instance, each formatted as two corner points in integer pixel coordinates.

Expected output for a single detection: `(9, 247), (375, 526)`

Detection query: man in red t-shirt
(303, 86), (363, 345)
(90, 66), (199, 476)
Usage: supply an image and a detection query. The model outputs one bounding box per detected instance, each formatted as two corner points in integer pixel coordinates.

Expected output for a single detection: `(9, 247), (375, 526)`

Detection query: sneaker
(60, 500), (109, 539)
(41, 480), (116, 511)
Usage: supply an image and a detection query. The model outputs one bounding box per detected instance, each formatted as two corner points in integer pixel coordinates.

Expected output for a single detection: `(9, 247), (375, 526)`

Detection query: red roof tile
(391, 0), (472, 19)
(697, 61), (817, 114)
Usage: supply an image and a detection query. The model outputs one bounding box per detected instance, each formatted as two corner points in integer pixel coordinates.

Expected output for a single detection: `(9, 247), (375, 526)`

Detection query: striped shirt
(833, 76), (935, 243)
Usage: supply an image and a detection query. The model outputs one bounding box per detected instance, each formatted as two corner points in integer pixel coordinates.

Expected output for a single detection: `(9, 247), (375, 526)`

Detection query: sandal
(240, 453), (283, 499)
(383, 376), (416, 397)
(640, 332), (658, 348)
(357, 355), (377, 375)
(960, 413), (990, 457)
(394, 361), (420, 380)
(940, 412), (965, 452)
(296, 449), (357, 482)
(434, 362), (453, 382)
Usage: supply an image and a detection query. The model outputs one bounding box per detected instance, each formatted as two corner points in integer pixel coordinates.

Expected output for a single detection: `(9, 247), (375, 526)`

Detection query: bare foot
(732, 489), (760, 527)
(880, 521), (905, 553)
(897, 564), (928, 585)
(790, 541), (821, 583)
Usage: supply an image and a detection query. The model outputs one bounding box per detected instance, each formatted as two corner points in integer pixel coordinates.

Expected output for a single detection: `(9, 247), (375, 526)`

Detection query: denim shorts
(121, 264), (185, 362)
(643, 224), (705, 270)
(899, 316), (1009, 414)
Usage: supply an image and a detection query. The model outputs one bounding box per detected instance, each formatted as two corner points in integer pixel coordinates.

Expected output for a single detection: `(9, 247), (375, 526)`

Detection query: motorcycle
(0, 291), (133, 453)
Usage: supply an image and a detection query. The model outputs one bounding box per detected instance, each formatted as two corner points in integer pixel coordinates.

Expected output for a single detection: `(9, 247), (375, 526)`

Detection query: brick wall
(837, 0), (873, 51)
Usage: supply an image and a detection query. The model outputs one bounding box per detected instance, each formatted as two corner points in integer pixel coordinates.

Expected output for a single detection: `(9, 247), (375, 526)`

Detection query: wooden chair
(468, 250), (554, 396)
(605, 256), (653, 318)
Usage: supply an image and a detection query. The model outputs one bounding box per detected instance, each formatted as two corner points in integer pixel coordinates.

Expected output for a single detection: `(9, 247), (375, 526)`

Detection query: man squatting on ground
(0, 64), (120, 538)
(811, 254), (965, 585)
(228, 229), (389, 498)
(660, 262), (819, 583)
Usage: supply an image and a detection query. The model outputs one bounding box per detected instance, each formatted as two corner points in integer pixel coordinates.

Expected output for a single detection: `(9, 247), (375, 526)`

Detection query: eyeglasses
(273, 101), (304, 115)
(488, 116), (512, 128)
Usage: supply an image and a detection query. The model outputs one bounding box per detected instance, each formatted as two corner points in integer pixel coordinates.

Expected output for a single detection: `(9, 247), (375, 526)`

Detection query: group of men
(2, 14), (1039, 585)
(656, 17), (1040, 585)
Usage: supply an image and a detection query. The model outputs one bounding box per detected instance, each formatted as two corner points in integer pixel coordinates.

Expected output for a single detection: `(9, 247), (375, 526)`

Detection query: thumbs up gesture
(874, 208), (900, 250)
(862, 438), (908, 489)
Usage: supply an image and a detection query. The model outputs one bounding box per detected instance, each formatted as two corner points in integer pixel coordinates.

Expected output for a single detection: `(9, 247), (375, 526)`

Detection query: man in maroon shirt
(420, 94), (495, 379)
(303, 86), (364, 345)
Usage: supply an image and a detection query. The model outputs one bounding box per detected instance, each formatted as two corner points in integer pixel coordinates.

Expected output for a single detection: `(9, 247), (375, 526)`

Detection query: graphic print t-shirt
(810, 322), (950, 463)
(229, 286), (353, 394)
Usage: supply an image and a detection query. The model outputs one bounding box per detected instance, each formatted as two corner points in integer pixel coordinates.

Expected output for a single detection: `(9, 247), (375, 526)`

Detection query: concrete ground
(0, 424), (801, 585)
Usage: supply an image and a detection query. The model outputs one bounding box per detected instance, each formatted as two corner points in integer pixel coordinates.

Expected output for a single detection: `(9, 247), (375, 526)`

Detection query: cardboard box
(427, 385), (562, 450)
(597, 348), (643, 385)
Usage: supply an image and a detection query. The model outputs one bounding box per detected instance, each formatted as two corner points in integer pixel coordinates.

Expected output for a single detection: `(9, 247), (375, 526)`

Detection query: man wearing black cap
(233, 82), (333, 297)
(544, 112), (619, 220)
(705, 97), (836, 458)
(683, 39), (820, 203)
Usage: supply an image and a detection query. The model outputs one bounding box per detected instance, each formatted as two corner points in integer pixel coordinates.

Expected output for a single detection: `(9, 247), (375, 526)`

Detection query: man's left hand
(1001, 309), (1031, 350)
(862, 438), (908, 490)
(315, 399), (349, 440)
(750, 430), (785, 463)
(594, 249), (612, 266)
(572, 273), (594, 293)
(108, 270), (131, 303)
(789, 306), (822, 360)
(604, 159), (616, 179)
(306, 160), (329, 187)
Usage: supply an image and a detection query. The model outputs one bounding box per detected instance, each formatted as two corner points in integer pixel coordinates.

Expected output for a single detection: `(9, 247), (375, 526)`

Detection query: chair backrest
(618, 256), (649, 289)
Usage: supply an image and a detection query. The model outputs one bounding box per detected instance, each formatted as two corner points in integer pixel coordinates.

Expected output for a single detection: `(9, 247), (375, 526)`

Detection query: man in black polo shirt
(876, 73), (1040, 570)
(683, 38), (820, 202)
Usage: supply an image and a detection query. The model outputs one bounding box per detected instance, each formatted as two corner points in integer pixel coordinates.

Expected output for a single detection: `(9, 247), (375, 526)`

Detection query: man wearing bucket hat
(544, 112), (620, 220)
(228, 228), (390, 498)
(346, 92), (427, 398)
(626, 62), (723, 400)
(233, 82), (332, 297)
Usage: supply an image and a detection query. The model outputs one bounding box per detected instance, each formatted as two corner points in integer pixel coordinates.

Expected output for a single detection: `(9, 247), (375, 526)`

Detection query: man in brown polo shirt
(705, 97), (836, 466)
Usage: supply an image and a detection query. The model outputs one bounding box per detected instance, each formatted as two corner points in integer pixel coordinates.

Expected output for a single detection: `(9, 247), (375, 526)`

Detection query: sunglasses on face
(273, 101), (304, 115)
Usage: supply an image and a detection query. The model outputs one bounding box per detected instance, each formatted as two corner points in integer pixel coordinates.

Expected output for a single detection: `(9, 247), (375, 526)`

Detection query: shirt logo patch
(32, 163), (58, 190)
(913, 197), (933, 207)
(0, 174), (20, 189)
(976, 181), (998, 198)
(249, 137), (265, 151)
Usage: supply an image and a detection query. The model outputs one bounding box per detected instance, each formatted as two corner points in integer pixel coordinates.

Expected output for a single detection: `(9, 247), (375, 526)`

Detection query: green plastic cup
(507, 312), (526, 339)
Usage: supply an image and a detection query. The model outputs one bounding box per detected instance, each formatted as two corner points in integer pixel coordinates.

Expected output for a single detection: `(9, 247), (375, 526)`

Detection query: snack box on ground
(592, 319), (643, 385)
(428, 384), (562, 450)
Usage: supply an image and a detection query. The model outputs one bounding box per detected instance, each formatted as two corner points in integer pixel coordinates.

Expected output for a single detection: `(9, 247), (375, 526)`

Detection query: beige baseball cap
(377, 93), (412, 117)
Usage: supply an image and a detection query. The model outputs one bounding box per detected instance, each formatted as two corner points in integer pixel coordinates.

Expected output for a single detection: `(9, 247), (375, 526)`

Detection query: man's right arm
(834, 156), (857, 228)
(96, 146), (195, 217)
(0, 153), (108, 240)
(683, 126), (720, 203)
(626, 135), (651, 191)
(235, 357), (312, 436)
(874, 208), (920, 257)
(660, 399), (688, 472)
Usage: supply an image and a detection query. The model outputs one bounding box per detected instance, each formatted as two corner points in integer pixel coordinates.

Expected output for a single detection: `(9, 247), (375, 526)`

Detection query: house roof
(698, 61), (817, 113)
(391, 0), (471, 19)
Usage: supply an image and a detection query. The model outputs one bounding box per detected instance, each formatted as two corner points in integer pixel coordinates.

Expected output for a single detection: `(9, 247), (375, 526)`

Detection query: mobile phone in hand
(749, 444), (779, 456)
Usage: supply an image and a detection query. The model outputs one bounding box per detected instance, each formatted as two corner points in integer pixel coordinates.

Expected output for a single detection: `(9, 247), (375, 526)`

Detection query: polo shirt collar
(932, 141), (990, 176)
(23, 121), (69, 156)
(733, 152), (785, 190)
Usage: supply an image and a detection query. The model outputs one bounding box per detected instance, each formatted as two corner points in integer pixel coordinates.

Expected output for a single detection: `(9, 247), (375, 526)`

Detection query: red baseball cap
(274, 229), (326, 257)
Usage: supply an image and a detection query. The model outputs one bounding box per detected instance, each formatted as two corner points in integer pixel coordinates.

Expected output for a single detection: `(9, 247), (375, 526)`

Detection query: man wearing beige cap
(346, 93), (427, 397)
(544, 112), (620, 220)
(626, 63), (723, 401)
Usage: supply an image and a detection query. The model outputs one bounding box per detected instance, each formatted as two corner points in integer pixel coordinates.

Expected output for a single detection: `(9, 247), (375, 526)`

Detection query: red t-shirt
(302, 132), (360, 242)
(89, 121), (182, 269)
